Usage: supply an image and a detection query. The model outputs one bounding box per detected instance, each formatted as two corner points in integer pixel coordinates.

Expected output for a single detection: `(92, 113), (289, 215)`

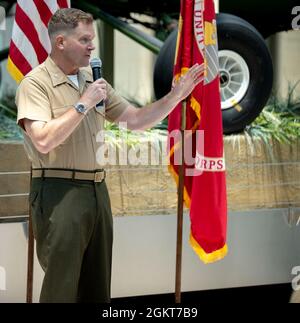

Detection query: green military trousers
(29, 177), (113, 303)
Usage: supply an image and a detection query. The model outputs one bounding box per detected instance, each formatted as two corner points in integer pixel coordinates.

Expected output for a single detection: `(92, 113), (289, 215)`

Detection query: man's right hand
(80, 79), (107, 110)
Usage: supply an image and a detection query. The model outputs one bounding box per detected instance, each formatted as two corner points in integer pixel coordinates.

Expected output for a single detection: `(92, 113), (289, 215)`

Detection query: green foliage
(0, 96), (21, 140)
(104, 121), (166, 148)
(1, 82), (299, 144)
(0, 114), (22, 140)
(245, 82), (300, 143)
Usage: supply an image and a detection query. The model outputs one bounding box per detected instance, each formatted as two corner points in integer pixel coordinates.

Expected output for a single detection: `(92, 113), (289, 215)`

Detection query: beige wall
(215, 0), (219, 13)
(94, 17), (156, 107)
(114, 25), (156, 106)
(267, 30), (300, 99)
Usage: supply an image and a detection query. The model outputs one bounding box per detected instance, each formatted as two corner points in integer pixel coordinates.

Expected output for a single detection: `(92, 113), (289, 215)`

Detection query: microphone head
(90, 57), (102, 69)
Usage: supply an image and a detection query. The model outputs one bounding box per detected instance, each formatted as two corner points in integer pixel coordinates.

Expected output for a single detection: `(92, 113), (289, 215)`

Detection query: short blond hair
(48, 8), (93, 38)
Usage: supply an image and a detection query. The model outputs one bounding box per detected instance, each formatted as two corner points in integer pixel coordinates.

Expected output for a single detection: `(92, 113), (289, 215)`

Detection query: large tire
(153, 29), (177, 103)
(153, 13), (273, 134)
(217, 13), (273, 133)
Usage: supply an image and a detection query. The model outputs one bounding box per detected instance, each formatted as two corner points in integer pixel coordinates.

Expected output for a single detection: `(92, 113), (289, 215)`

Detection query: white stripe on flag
(12, 23), (39, 68)
(17, 0), (51, 53)
(44, 0), (62, 14)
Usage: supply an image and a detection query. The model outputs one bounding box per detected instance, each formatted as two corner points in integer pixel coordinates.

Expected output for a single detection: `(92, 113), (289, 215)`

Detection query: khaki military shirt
(16, 57), (129, 170)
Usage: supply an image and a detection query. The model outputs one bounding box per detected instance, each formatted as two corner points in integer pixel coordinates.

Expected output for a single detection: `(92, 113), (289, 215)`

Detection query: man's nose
(88, 43), (96, 51)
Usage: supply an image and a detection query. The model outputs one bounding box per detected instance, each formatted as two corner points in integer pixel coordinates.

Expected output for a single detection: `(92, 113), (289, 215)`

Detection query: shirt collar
(44, 56), (93, 88)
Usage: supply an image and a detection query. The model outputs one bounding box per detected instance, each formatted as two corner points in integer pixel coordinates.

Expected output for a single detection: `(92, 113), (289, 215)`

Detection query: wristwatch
(74, 102), (87, 115)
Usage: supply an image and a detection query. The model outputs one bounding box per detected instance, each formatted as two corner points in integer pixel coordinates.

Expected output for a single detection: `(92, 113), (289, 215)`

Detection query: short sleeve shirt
(16, 57), (129, 170)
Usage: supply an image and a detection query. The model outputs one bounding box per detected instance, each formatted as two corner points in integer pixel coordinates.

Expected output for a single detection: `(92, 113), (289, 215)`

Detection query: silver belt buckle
(94, 171), (105, 183)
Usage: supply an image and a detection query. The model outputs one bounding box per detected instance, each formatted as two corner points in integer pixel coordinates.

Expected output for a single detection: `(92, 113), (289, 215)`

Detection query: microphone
(90, 57), (105, 110)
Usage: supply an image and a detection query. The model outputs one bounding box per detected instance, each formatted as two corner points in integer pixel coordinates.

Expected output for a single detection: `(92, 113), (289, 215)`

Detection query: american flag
(7, 0), (70, 83)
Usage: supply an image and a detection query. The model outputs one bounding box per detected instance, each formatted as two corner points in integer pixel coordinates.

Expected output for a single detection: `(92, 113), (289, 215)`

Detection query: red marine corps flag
(168, 0), (227, 263)
(7, 0), (70, 83)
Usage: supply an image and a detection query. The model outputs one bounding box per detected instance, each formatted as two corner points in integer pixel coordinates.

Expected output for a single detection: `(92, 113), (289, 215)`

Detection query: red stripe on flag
(15, 4), (48, 64)
(57, 0), (69, 8)
(9, 40), (32, 76)
(33, 0), (53, 27)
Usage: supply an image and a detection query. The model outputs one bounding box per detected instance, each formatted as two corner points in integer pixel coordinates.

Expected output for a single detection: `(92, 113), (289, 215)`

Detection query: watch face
(77, 104), (85, 112)
(75, 103), (86, 114)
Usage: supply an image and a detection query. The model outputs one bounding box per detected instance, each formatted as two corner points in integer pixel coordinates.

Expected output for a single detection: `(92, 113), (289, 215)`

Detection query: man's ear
(55, 34), (65, 50)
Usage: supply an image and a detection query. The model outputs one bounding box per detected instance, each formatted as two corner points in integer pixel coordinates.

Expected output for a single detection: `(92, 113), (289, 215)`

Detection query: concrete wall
(268, 30), (300, 99)
(0, 141), (30, 217)
(113, 26), (156, 105)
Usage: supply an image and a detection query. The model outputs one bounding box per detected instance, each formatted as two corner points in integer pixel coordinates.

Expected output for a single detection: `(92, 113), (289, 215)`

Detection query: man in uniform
(16, 8), (203, 302)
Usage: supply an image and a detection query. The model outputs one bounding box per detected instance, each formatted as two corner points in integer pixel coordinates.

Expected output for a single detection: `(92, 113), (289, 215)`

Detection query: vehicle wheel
(153, 28), (177, 103)
(217, 13), (273, 133)
(153, 13), (273, 134)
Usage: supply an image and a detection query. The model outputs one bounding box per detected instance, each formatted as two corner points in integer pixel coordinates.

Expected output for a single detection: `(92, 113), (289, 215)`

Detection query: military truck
(65, 0), (297, 133)
(0, 0), (299, 133)
(152, 0), (298, 133)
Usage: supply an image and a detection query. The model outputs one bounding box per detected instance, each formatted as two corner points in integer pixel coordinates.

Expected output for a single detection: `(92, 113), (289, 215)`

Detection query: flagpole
(26, 166), (34, 303)
(175, 99), (186, 303)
